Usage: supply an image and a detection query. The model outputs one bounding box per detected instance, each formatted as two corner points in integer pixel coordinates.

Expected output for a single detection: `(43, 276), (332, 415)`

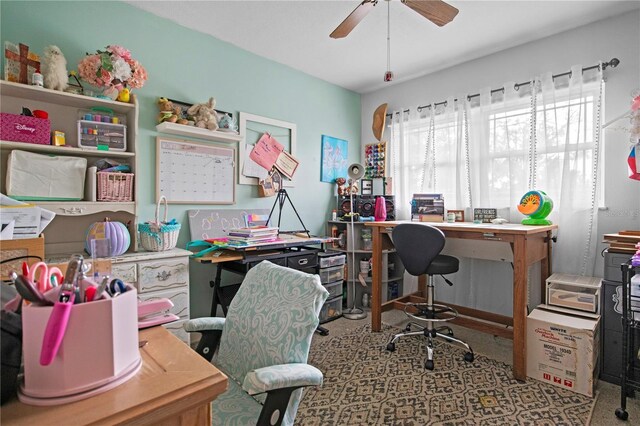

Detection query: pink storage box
(20, 287), (140, 404)
(0, 112), (51, 145)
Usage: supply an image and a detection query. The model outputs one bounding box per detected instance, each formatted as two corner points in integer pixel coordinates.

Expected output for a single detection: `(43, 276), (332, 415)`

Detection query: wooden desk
(366, 220), (557, 382)
(2, 327), (228, 425)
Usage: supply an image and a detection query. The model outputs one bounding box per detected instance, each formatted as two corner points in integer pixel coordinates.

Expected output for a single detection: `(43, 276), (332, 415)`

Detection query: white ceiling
(128, 1), (639, 94)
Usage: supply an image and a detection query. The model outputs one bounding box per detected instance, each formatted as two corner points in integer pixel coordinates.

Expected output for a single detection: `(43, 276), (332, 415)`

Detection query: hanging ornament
(384, 0), (394, 82)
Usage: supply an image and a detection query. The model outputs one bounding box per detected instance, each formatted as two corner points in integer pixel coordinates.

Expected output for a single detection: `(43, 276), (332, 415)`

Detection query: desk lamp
(344, 163), (367, 320)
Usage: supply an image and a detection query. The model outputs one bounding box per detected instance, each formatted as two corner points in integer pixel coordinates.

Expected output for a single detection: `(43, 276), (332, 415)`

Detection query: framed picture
(167, 98), (232, 124)
(361, 179), (373, 195)
(166, 99), (192, 121)
(449, 209), (465, 222)
(321, 135), (348, 183)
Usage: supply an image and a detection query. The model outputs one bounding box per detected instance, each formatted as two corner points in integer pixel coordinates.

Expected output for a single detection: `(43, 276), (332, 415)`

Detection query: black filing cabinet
(600, 250), (637, 384)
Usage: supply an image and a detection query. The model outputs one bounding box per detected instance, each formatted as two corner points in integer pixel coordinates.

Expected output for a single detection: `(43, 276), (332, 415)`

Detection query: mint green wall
(1, 1), (361, 317)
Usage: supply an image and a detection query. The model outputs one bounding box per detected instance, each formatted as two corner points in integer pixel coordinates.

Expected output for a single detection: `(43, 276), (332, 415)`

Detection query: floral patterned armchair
(184, 261), (329, 426)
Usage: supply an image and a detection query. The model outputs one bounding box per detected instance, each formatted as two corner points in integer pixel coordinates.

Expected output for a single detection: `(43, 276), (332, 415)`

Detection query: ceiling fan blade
(330, 0), (377, 39)
(402, 0), (459, 27)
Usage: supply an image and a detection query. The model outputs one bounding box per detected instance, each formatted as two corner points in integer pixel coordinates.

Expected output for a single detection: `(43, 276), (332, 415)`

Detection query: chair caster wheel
(405, 324), (412, 332)
(464, 352), (474, 363)
(430, 329), (437, 338)
(425, 360), (434, 370)
(386, 342), (396, 352)
(615, 408), (628, 420)
(448, 329), (454, 337)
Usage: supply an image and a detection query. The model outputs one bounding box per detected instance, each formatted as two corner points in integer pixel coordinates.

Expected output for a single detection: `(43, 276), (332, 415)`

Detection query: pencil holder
(19, 287), (140, 405)
(138, 196), (181, 252)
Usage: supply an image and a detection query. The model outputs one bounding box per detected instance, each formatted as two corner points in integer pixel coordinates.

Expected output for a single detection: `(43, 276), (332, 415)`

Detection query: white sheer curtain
(535, 65), (603, 276)
(388, 64), (604, 315)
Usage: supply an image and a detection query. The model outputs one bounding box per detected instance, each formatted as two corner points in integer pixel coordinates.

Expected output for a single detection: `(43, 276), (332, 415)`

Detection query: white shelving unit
(0, 80), (139, 255)
(156, 121), (242, 143)
(1, 81), (193, 342)
(327, 220), (404, 308)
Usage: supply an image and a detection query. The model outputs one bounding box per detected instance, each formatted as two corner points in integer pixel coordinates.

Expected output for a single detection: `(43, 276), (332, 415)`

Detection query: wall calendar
(156, 137), (235, 204)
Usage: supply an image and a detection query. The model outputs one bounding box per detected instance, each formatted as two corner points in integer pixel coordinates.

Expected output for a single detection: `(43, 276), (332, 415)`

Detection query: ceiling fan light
(384, 71), (394, 82)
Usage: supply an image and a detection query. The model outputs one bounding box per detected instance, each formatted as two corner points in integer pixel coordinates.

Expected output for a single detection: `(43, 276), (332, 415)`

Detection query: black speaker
(337, 195), (394, 220)
(337, 196), (353, 218)
(358, 196), (375, 218)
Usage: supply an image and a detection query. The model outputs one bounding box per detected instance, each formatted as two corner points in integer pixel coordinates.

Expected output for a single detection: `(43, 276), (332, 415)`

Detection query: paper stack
(1, 193), (55, 239)
(227, 226), (279, 246)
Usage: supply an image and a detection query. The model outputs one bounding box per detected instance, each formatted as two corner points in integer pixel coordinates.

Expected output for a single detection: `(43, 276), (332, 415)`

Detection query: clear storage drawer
(323, 281), (343, 299)
(318, 265), (344, 284)
(319, 296), (343, 323)
(318, 253), (346, 268)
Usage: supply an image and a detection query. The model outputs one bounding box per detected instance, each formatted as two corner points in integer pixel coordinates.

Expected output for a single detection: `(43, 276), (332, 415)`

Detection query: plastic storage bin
(318, 265), (344, 284)
(318, 253), (346, 269)
(319, 296), (343, 323)
(77, 120), (127, 151)
(323, 281), (343, 299)
(545, 273), (601, 314)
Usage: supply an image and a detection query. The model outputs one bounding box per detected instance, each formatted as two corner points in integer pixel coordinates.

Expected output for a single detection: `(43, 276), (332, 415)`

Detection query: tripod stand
(267, 189), (310, 237)
(266, 189), (330, 336)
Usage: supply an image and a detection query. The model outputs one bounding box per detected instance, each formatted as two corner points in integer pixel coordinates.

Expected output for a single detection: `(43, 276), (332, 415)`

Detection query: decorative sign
(474, 208), (497, 223)
(4, 42), (40, 84)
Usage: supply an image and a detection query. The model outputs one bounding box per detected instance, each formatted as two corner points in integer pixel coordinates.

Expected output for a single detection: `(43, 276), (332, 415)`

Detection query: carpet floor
(296, 324), (597, 425)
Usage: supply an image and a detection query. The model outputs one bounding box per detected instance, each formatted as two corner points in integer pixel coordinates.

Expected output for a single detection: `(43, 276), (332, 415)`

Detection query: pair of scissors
(28, 262), (63, 294)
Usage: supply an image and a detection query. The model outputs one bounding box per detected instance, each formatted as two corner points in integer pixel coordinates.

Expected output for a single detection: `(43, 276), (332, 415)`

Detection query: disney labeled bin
(19, 286), (141, 405)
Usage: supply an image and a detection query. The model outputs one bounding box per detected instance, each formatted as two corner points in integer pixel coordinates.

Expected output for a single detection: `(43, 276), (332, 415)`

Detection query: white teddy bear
(187, 97), (218, 131)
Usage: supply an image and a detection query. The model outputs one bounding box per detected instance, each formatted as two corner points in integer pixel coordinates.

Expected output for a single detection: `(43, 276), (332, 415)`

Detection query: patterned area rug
(296, 325), (597, 425)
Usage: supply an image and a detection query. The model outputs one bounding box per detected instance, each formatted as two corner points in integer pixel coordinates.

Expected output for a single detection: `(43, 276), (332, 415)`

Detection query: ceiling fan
(330, 0), (459, 39)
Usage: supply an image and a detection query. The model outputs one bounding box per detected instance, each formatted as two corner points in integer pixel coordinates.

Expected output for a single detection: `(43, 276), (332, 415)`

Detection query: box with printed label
(526, 307), (600, 397)
(0, 113), (50, 145)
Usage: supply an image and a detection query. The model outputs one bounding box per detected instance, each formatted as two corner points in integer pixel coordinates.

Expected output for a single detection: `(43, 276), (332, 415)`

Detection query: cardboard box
(527, 307), (600, 397)
(0, 112), (50, 145)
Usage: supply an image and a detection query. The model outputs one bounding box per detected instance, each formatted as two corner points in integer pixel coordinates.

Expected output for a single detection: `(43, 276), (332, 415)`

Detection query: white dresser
(48, 248), (191, 344)
(111, 248), (191, 344)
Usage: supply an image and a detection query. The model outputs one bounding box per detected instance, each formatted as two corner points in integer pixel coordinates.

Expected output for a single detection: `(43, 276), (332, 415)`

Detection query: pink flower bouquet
(78, 45), (147, 90)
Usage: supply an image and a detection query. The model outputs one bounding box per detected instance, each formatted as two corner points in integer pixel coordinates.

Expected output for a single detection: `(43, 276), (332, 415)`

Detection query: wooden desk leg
(371, 226), (383, 332)
(512, 234), (528, 381)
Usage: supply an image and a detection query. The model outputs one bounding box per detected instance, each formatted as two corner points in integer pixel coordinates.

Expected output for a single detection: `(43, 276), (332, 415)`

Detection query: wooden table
(366, 220), (557, 382)
(2, 327), (228, 425)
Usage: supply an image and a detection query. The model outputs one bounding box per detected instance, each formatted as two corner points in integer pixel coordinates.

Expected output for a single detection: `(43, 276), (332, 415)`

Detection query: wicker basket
(97, 172), (134, 202)
(137, 196), (180, 252)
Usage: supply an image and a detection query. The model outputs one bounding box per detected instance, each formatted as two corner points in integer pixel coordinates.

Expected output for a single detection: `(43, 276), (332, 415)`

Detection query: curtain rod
(386, 58), (620, 117)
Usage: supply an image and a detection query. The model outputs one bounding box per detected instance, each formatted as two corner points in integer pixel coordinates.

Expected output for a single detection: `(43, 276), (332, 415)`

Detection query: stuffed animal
(157, 97), (178, 123)
(187, 97), (218, 131)
(335, 177), (347, 195)
(41, 45), (68, 91)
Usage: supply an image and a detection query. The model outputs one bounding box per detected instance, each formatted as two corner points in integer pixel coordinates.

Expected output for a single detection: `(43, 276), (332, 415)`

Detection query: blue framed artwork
(321, 135), (348, 183)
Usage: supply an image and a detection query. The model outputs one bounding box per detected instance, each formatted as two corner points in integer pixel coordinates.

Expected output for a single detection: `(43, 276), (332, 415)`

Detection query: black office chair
(386, 223), (474, 370)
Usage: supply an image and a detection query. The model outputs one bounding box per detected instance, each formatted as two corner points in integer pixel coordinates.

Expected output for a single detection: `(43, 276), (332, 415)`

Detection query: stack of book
(227, 226), (279, 246)
(603, 230), (640, 254)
